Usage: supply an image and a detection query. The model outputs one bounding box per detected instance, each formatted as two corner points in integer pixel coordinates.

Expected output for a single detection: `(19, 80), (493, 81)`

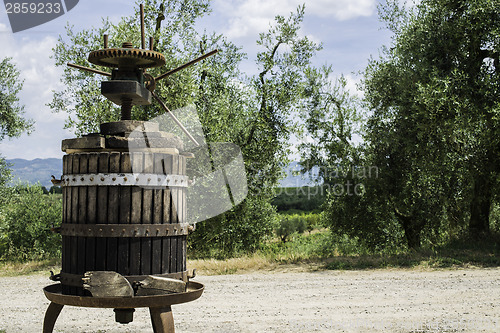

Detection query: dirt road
(0, 268), (499, 332)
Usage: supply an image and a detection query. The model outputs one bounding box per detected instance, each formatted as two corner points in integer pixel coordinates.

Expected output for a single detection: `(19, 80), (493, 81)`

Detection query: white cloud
(307, 0), (376, 19)
(343, 73), (364, 98)
(213, 0), (376, 39)
(0, 31), (70, 159)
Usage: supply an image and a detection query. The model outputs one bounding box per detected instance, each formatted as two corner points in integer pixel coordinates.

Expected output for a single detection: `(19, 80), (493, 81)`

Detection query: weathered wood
(152, 154), (164, 274)
(130, 152), (143, 275)
(77, 154), (88, 293)
(61, 136), (105, 152)
(170, 154), (178, 273)
(70, 155), (79, 295)
(178, 156), (186, 273)
(61, 151), (187, 295)
(162, 154), (172, 274)
(95, 153), (109, 271)
(62, 156), (70, 295)
(141, 153), (154, 275)
(107, 153), (120, 272)
(100, 120), (159, 135)
(118, 153), (132, 275)
(85, 154), (98, 273)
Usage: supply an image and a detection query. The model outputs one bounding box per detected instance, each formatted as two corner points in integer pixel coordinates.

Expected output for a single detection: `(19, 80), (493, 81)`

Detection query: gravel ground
(0, 268), (499, 332)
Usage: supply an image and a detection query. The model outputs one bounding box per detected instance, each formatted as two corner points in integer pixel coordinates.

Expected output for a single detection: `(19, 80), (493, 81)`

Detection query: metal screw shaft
(121, 98), (133, 120)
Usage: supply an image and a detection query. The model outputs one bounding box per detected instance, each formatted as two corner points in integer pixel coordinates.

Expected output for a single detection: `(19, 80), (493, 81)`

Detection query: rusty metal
(135, 275), (186, 296)
(60, 271), (189, 288)
(50, 271), (61, 282)
(121, 97), (133, 120)
(144, 72), (156, 91)
(115, 309), (135, 324)
(88, 46), (166, 69)
(43, 303), (63, 333)
(67, 62), (111, 77)
(44, 282), (203, 308)
(43, 282), (203, 332)
(140, 4), (146, 49)
(152, 91), (200, 146)
(60, 223), (189, 237)
(60, 172), (188, 187)
(50, 175), (62, 186)
(102, 80), (152, 106)
(68, 28), (216, 138)
(83, 271), (135, 297)
(154, 49), (219, 82)
(187, 269), (197, 280)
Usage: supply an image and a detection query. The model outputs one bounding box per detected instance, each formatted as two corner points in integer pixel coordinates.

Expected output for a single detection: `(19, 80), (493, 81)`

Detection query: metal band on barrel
(60, 271), (188, 287)
(61, 173), (189, 187)
(60, 223), (189, 237)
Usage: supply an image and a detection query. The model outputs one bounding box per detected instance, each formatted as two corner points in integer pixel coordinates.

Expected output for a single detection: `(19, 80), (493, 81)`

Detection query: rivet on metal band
(60, 223), (190, 237)
(61, 173), (189, 187)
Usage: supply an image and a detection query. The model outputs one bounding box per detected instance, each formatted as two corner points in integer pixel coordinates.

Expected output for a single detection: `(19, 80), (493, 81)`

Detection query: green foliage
(0, 184), (62, 260)
(276, 216), (299, 243)
(188, 195), (278, 258)
(260, 230), (330, 261)
(49, 186), (63, 194)
(0, 158), (12, 192)
(304, 0), (500, 251)
(362, 0), (500, 243)
(0, 57), (33, 208)
(272, 186), (327, 213)
(299, 72), (362, 186)
(275, 213), (315, 243)
(0, 57), (33, 141)
(303, 212), (322, 232)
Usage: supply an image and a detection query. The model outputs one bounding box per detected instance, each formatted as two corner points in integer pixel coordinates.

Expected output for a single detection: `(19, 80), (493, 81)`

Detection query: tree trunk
(395, 210), (421, 249)
(469, 173), (491, 236)
(403, 220), (422, 250)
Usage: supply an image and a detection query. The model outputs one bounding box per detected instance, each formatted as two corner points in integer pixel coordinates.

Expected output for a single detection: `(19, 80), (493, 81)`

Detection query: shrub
(188, 194), (278, 258)
(276, 216), (297, 243)
(276, 214), (309, 243)
(0, 184), (62, 260)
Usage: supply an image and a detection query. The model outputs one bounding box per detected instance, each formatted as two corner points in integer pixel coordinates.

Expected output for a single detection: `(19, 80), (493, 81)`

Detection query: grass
(190, 230), (500, 275)
(0, 257), (60, 277)
(323, 232), (500, 270)
(189, 230), (500, 274)
(1, 232), (498, 277)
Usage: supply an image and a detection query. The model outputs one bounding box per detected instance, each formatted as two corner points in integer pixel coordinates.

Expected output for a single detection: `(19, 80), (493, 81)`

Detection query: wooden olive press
(43, 4), (217, 332)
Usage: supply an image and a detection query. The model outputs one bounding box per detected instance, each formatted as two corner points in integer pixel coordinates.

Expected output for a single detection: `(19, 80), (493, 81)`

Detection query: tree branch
(244, 40), (282, 147)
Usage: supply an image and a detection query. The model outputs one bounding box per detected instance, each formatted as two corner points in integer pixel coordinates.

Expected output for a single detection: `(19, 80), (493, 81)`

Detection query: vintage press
(43, 5), (217, 332)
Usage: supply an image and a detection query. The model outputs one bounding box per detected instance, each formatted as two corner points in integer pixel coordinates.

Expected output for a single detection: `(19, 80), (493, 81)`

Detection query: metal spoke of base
(43, 302), (64, 333)
(150, 306), (175, 333)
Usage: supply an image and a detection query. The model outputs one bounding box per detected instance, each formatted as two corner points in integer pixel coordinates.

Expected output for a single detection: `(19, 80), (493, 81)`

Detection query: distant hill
(6, 158), (62, 188)
(279, 161), (321, 187)
(5, 158), (318, 189)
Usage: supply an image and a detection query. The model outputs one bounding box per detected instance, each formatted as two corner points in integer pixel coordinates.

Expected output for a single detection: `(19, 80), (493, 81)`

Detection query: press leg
(150, 306), (175, 333)
(43, 302), (64, 333)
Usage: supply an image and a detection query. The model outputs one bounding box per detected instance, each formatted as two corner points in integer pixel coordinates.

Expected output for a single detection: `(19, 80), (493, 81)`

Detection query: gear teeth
(88, 47), (166, 69)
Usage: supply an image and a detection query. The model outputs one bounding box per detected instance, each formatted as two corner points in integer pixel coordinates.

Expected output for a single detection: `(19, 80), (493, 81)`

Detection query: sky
(0, 0), (393, 160)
